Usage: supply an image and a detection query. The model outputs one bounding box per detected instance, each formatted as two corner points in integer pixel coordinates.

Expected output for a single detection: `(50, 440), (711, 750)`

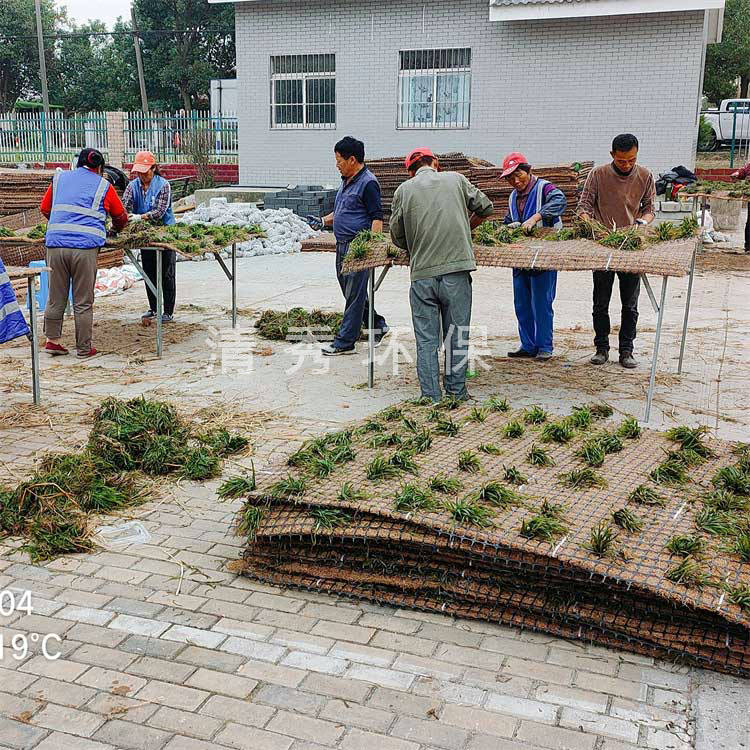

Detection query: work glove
(129, 214), (144, 223)
(305, 215), (324, 231)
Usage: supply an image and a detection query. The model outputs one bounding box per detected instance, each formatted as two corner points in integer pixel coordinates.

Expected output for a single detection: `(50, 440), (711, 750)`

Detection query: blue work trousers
(333, 241), (386, 349)
(409, 271), (473, 403)
(512, 269), (557, 355)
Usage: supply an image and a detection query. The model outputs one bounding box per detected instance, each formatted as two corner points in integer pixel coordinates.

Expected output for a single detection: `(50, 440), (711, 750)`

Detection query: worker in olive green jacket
(390, 148), (494, 403)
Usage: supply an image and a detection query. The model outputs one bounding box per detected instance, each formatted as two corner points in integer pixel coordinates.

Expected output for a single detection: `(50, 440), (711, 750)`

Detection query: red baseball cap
(131, 150), (157, 174)
(405, 148), (435, 171)
(501, 152), (528, 178)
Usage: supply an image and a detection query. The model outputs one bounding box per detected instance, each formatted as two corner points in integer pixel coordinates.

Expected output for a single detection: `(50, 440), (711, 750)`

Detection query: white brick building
(212, 0), (725, 184)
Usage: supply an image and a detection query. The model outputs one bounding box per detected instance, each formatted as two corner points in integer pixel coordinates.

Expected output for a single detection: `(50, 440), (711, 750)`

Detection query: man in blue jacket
(309, 137), (388, 356)
(0, 257), (30, 345)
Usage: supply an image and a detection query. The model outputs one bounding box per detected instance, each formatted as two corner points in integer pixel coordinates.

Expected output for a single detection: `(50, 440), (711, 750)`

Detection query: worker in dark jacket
(501, 152), (567, 361)
(730, 161), (750, 254)
(307, 137), (389, 356)
(40, 148), (129, 357)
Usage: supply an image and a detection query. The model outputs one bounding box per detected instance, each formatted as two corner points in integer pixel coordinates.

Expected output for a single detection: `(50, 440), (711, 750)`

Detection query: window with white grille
(398, 48), (471, 129)
(270, 54), (336, 129)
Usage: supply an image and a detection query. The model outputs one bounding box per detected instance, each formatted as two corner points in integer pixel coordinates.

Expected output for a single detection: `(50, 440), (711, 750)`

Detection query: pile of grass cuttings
(473, 221), (530, 246)
(0, 226), (16, 238)
(546, 215), (697, 251)
(683, 180), (750, 198)
(26, 223), (47, 240)
(254, 308), (345, 341)
(112, 221), (263, 255)
(0, 396), (248, 561)
(347, 229), (390, 261)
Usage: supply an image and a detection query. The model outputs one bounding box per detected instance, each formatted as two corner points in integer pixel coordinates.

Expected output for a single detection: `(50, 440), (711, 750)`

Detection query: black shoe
(374, 327), (390, 348)
(161, 314), (174, 323)
(535, 351), (553, 361)
(321, 344), (356, 356)
(141, 310), (156, 320)
(591, 349), (609, 365)
(619, 352), (637, 369)
(507, 348), (536, 359)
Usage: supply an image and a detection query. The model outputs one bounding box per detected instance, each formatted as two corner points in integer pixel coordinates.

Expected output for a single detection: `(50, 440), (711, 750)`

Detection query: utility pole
(34, 0), (50, 114)
(131, 4), (149, 113)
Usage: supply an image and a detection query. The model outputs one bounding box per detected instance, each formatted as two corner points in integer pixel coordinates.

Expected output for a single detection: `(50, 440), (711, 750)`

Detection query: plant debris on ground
(255, 308), (345, 341)
(0, 397), (247, 560)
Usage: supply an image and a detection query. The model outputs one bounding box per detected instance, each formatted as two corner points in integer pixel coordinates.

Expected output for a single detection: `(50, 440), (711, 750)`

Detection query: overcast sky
(59, 0), (132, 28)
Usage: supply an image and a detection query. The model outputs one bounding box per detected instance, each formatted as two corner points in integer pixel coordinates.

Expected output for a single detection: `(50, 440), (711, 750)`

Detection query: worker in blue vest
(306, 136), (389, 356)
(501, 152), (567, 361)
(123, 151), (176, 323)
(40, 147), (129, 357)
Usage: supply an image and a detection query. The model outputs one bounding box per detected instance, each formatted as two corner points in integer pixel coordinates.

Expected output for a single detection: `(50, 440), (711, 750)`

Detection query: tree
(703, 0), (750, 105)
(0, 0), (61, 111)
(134, 0), (235, 111)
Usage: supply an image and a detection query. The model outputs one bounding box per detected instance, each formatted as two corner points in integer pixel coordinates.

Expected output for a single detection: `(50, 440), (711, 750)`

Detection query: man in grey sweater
(390, 148), (494, 403)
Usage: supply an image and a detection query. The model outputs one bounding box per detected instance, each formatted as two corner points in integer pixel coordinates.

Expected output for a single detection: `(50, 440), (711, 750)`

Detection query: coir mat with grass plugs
(225, 397), (750, 677)
(0, 397), (248, 561)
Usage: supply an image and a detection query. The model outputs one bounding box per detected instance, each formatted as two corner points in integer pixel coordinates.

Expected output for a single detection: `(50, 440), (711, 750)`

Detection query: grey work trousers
(409, 271), (473, 403)
(43, 246), (98, 353)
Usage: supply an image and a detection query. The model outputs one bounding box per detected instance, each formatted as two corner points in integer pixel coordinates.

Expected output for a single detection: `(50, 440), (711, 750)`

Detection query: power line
(0, 28), (234, 42)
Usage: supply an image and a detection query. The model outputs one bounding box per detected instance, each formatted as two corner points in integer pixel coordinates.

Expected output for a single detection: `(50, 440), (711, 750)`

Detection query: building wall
(235, 0), (705, 185)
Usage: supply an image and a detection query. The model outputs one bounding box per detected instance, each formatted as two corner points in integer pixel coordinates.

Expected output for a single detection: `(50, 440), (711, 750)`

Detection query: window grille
(270, 54), (336, 129)
(398, 48), (471, 129)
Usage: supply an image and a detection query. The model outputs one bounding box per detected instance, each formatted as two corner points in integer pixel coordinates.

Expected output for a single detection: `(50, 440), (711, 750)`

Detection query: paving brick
(329, 641), (396, 668)
(93, 719), (172, 750)
(66, 624), (129, 649)
(84, 693), (160, 725)
(30, 703), (104, 738)
(56, 590), (113, 609)
(0, 691), (43, 720)
(106, 598), (165, 619)
(600, 741), (641, 750)
(34, 733), (115, 750)
(651, 688), (689, 712)
(547, 646), (619, 676)
(367, 687), (439, 717)
(255, 684), (325, 715)
(154, 609), (218, 631)
(23, 677), (97, 708)
(236, 660), (307, 688)
(560, 707), (639, 743)
(320, 698), (394, 732)
(340, 728), (418, 750)
(148, 706), (222, 740)
(358, 613), (421, 634)
(161, 738), (218, 750)
(344, 664), (414, 690)
(0, 667), (37, 694)
(644, 727), (692, 750)
(517, 720), (598, 750)
(271, 629), (334, 655)
(391, 653), (465, 682)
(126, 656), (196, 683)
(467, 736), (547, 750)
(199, 695), (275, 727)
(185, 667), (258, 699)
(108, 615), (169, 638)
(485, 693), (557, 723)
(311, 620), (375, 645)
(481, 634), (548, 661)
(282, 651), (347, 675)
(200, 599), (259, 622)
(220, 637), (285, 663)
(95, 567), (151, 585)
(210, 617), (274, 641)
(77, 667), (148, 697)
(265, 711), (344, 745)
(609, 697), (688, 730)
(253, 609), (318, 633)
(416, 622), (483, 648)
(503, 657), (574, 686)
(161, 625), (226, 649)
(15, 613), (75, 636)
(412, 677), (485, 707)
(575, 672), (648, 702)
(0, 716), (48, 749)
(298, 602), (360, 624)
(535, 684), (609, 714)
(56, 607), (115, 627)
(391, 715), (470, 749)
(134, 680), (210, 712)
(215, 722), (293, 750)
(439, 703), (516, 738)
(174, 646), (245, 672)
(433, 643), (504, 671)
(246, 592), (304, 614)
(71, 643), (138, 671)
(120, 636), (185, 660)
(617, 663), (691, 692)
(19, 656), (89, 682)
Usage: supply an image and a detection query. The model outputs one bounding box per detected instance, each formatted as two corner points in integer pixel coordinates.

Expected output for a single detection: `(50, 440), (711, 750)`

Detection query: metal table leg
(156, 249), (163, 358)
(368, 268), (375, 388)
(232, 243), (237, 329)
(643, 275), (669, 423)
(677, 245), (697, 375)
(28, 276), (40, 405)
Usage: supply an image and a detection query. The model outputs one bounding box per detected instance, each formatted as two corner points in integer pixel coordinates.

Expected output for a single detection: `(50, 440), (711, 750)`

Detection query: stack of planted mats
(233, 396), (750, 677)
(0, 169), (54, 216)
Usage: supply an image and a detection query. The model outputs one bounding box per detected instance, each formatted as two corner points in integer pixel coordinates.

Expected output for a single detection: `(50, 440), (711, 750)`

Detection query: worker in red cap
(123, 151), (177, 323)
(501, 152), (567, 361)
(390, 148), (494, 403)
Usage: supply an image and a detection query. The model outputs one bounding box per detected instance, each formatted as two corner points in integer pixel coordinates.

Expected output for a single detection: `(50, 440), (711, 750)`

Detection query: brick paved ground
(1, 255), (748, 749)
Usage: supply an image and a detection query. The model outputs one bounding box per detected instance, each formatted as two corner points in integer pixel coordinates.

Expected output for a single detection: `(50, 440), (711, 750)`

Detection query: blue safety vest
(45, 167), (110, 249)
(128, 174), (175, 226)
(509, 178), (563, 230)
(0, 257), (30, 344)
(333, 168), (378, 243)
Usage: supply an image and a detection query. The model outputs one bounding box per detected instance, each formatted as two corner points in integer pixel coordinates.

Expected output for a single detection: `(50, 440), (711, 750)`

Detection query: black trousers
(141, 249), (176, 316)
(592, 271), (640, 354)
(745, 203), (750, 253)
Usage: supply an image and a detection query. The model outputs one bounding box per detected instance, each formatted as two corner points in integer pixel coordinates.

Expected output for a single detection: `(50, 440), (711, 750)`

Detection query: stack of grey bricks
(263, 185), (337, 218)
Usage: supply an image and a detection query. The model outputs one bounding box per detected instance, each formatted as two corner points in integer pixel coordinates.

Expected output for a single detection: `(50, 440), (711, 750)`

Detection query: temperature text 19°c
(0, 633), (62, 661)
(0, 589), (33, 616)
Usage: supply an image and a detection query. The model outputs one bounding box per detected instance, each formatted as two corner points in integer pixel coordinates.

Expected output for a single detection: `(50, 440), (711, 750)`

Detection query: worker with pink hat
(123, 151), (177, 323)
(501, 151), (567, 361)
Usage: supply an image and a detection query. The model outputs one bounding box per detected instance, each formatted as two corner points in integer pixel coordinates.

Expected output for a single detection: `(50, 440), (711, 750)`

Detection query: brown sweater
(577, 163), (655, 229)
